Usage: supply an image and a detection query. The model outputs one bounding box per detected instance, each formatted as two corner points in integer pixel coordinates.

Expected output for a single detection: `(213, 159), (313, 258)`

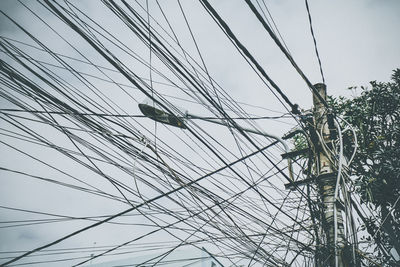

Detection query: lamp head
(139, 103), (187, 129)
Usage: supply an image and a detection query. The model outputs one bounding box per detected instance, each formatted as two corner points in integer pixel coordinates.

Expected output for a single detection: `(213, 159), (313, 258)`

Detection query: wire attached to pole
(305, 0), (326, 84)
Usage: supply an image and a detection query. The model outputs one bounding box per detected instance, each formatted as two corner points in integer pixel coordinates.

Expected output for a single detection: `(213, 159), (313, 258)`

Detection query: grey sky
(0, 1), (399, 266)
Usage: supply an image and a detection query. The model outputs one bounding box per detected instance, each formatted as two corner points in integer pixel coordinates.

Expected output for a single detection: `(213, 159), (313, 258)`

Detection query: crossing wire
(0, 1), (320, 266)
(1, 141), (282, 266)
(244, 0), (329, 109)
(305, 0), (326, 84)
(199, 0), (301, 115)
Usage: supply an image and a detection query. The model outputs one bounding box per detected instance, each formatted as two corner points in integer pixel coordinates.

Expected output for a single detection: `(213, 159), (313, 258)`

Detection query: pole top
(312, 83), (327, 106)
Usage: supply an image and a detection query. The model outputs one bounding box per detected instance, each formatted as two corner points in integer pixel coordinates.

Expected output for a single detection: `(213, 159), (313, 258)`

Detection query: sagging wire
(338, 117), (358, 167)
(186, 112), (294, 182)
(313, 114), (359, 266)
(316, 115), (358, 171)
(336, 117), (361, 266)
(1, 1), (322, 264)
(333, 117), (344, 267)
(331, 117), (358, 266)
(133, 135), (150, 202)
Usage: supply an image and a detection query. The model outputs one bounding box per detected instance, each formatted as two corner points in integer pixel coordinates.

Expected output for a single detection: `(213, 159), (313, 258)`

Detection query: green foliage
(293, 132), (308, 151)
(292, 69), (400, 262)
(331, 69), (400, 260)
(332, 70), (400, 208)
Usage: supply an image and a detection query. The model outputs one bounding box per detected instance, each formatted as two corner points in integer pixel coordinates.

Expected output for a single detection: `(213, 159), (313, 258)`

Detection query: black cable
(305, 0), (326, 84)
(2, 141), (277, 266)
(199, 0), (301, 115)
(0, 109), (146, 117)
(244, 0), (329, 109)
(261, 0), (292, 55)
(0, 36), (290, 115)
(0, 2), (320, 264)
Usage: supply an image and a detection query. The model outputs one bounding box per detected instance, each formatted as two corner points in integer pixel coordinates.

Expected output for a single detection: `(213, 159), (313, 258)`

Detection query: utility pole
(312, 83), (346, 267)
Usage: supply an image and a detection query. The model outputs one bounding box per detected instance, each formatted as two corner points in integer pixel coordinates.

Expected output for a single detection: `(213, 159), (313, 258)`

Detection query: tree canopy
(330, 69), (400, 263)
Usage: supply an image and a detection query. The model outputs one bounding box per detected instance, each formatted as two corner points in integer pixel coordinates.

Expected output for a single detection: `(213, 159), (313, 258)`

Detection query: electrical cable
(304, 0), (326, 84)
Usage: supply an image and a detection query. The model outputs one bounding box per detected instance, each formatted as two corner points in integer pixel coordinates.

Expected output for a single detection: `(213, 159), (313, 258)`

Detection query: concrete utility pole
(312, 83), (346, 267)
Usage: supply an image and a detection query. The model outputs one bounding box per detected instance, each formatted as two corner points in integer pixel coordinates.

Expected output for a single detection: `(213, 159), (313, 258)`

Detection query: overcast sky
(0, 1), (399, 266)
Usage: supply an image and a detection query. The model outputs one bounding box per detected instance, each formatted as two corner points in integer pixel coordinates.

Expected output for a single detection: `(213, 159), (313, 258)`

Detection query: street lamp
(138, 103), (187, 129)
(139, 102), (293, 181)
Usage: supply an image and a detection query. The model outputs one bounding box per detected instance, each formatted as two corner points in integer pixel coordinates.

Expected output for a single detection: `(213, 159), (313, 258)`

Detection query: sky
(0, 0), (399, 266)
